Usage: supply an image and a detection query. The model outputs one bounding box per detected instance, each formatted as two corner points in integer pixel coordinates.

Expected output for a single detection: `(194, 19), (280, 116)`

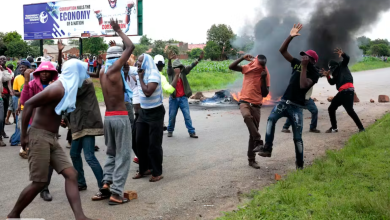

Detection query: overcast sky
(3, 0), (390, 44)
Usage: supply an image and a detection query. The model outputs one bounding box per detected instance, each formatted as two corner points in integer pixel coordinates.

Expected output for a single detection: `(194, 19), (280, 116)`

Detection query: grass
(350, 57), (390, 72)
(218, 113), (390, 220)
(91, 71), (241, 102)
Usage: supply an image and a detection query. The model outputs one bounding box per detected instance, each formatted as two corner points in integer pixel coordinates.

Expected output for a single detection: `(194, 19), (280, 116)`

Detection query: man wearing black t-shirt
(258, 23), (320, 169)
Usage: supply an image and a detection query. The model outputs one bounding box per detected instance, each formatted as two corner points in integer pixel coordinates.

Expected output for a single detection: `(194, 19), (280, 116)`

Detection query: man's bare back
(99, 18), (135, 112)
(100, 65), (127, 112)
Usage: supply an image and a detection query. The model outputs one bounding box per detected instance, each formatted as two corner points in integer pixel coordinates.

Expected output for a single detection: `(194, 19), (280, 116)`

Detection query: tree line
(357, 36), (390, 57)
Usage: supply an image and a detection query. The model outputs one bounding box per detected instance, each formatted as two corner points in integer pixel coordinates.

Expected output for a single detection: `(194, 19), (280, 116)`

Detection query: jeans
(328, 90), (364, 130)
(168, 96), (195, 134)
(10, 115), (20, 146)
(239, 103), (261, 161)
(0, 99), (4, 134)
(265, 101), (304, 163)
(283, 98), (318, 130)
(89, 66), (94, 73)
(70, 136), (104, 188)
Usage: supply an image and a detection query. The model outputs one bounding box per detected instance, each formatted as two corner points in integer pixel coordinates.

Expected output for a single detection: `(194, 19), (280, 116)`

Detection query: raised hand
(58, 39), (65, 51)
(334, 47), (343, 57)
(109, 40), (116, 47)
(24, 69), (34, 82)
(168, 50), (177, 60)
(110, 18), (121, 33)
(243, 54), (254, 61)
(290, 23), (303, 38)
(301, 55), (310, 66)
(320, 68), (331, 77)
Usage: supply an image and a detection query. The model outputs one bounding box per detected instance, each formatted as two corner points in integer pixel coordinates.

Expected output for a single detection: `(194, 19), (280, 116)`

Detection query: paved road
(0, 68), (389, 220)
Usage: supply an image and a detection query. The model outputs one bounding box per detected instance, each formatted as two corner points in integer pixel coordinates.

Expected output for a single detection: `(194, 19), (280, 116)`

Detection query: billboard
(23, 0), (138, 40)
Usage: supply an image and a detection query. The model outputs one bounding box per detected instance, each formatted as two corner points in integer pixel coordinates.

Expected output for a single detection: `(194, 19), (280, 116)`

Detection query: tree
(188, 48), (203, 59)
(370, 44), (389, 56)
(370, 39), (390, 46)
(27, 46), (40, 58)
(204, 41), (220, 60)
(356, 36), (371, 47)
(232, 34), (254, 52)
(151, 40), (166, 57)
(68, 39), (80, 46)
(166, 39), (179, 44)
(139, 35), (152, 46)
(0, 32), (6, 55)
(166, 45), (179, 57)
(133, 44), (149, 56)
(30, 39), (56, 47)
(207, 24), (235, 59)
(3, 31), (22, 44)
(6, 40), (29, 58)
(82, 37), (108, 55)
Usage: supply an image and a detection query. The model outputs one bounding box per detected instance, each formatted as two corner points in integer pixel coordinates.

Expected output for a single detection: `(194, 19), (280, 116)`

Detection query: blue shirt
(42, 84), (48, 89)
(131, 69), (163, 109)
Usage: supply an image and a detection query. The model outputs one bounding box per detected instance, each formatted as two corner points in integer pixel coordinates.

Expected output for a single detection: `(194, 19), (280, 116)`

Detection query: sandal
(99, 182), (111, 195)
(78, 185), (87, 191)
(94, 146), (100, 151)
(149, 176), (164, 182)
(132, 172), (145, 179)
(144, 170), (152, 176)
(91, 191), (111, 201)
(108, 196), (130, 206)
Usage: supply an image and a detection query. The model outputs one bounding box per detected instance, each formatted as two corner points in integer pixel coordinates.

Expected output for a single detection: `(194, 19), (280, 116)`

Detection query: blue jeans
(168, 96), (195, 134)
(89, 66), (94, 73)
(70, 135), (103, 188)
(265, 101), (304, 163)
(283, 98), (318, 130)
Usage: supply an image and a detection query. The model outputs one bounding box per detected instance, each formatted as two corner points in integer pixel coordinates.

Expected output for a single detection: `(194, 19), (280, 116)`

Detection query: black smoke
(234, 0), (390, 98)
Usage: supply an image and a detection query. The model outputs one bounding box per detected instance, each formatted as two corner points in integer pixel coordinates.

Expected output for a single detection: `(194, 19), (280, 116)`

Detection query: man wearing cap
(99, 19), (134, 205)
(258, 23), (320, 170)
(167, 51), (204, 138)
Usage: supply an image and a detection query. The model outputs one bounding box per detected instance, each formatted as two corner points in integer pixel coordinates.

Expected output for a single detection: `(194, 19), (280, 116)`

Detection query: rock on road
(0, 68), (389, 220)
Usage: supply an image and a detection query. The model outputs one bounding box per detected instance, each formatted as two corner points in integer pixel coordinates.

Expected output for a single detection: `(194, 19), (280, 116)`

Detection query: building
(146, 42), (206, 59)
(43, 44), (80, 61)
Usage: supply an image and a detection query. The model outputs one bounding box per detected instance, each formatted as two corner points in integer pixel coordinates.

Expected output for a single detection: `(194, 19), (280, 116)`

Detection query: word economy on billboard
(59, 5), (91, 26)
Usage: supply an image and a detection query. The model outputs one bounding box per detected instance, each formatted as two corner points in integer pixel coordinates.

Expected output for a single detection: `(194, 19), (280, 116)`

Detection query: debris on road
(313, 98), (318, 102)
(275, 174), (282, 181)
(320, 102), (325, 104)
(124, 191), (138, 201)
(370, 99), (375, 103)
(191, 92), (205, 100)
(378, 95), (389, 103)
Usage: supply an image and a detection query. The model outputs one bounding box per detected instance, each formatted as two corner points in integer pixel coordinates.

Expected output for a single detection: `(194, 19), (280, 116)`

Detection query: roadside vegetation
(350, 56), (390, 72)
(218, 113), (390, 220)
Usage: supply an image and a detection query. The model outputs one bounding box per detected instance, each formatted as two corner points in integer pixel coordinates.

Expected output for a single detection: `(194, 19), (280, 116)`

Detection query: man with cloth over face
(258, 23), (320, 170)
(229, 54), (270, 169)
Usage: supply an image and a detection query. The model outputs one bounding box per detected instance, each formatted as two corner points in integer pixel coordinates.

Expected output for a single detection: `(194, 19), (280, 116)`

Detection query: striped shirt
(133, 69), (163, 109)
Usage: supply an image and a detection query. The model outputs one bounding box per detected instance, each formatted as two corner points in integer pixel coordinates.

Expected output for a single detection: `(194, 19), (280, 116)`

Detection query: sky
(2, 0), (390, 44)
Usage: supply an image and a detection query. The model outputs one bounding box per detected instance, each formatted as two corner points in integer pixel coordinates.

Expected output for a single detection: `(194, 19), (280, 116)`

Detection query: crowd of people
(4, 21), (365, 219)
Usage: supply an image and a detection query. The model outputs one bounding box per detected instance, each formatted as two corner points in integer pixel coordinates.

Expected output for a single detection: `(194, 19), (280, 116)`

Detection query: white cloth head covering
(142, 54), (159, 74)
(55, 59), (89, 115)
(106, 46), (123, 59)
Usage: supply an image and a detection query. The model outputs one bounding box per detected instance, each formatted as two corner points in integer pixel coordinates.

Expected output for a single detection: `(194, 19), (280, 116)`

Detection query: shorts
(27, 127), (73, 182)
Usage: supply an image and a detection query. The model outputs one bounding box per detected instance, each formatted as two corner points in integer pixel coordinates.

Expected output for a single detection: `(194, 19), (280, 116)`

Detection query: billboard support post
(79, 38), (83, 59)
(39, 40), (43, 56)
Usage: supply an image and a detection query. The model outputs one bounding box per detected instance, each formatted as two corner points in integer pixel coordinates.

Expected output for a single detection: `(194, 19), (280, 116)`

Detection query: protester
(62, 76), (105, 200)
(321, 48), (365, 133)
(99, 19), (134, 205)
(167, 51), (204, 138)
(96, 55), (103, 75)
(88, 56), (94, 73)
(6, 63), (16, 125)
(7, 59), (92, 220)
(282, 87), (321, 133)
(20, 61), (58, 201)
(0, 56), (14, 146)
(2, 61), (14, 139)
(11, 61), (31, 148)
(14, 60), (22, 77)
(258, 24), (320, 170)
(131, 61), (140, 164)
(229, 54), (270, 169)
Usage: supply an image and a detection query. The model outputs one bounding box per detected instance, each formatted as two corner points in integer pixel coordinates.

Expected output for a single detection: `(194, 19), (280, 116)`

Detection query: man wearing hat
(258, 23), (320, 170)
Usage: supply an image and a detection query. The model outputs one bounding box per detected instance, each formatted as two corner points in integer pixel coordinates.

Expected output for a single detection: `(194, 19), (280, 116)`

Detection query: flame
(231, 92), (273, 103)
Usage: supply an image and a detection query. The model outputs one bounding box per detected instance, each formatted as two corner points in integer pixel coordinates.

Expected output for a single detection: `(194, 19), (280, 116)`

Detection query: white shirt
(305, 87), (314, 100)
(0, 69), (13, 93)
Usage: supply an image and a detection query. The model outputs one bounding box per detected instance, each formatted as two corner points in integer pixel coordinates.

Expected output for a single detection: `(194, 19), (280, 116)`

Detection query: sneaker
(19, 151), (28, 159)
(249, 160), (260, 169)
(133, 157), (139, 164)
(281, 128), (291, 133)
(258, 144), (272, 158)
(0, 140), (6, 147)
(253, 140), (264, 152)
(309, 129), (321, 133)
(296, 161), (304, 170)
(167, 132), (173, 137)
(325, 127), (338, 133)
(190, 133), (198, 138)
(359, 128), (366, 133)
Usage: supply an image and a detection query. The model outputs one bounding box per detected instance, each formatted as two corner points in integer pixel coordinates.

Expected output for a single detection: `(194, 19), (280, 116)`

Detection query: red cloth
(105, 111), (128, 116)
(338, 83), (354, 92)
(175, 78), (185, 97)
(2, 67), (13, 95)
(93, 60), (97, 67)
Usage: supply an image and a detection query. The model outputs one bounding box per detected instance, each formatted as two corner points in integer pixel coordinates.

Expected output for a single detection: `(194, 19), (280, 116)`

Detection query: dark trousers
(328, 90), (364, 130)
(239, 103), (261, 161)
(2, 94), (9, 133)
(265, 101), (304, 163)
(136, 105), (165, 177)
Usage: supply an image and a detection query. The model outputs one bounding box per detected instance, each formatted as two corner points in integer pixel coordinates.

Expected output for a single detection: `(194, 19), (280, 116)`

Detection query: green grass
(351, 57), (390, 72)
(92, 72), (242, 102)
(218, 114), (390, 220)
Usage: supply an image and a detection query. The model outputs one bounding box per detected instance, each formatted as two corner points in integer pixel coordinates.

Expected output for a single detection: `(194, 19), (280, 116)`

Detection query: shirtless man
(7, 59), (92, 220)
(99, 18), (135, 205)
